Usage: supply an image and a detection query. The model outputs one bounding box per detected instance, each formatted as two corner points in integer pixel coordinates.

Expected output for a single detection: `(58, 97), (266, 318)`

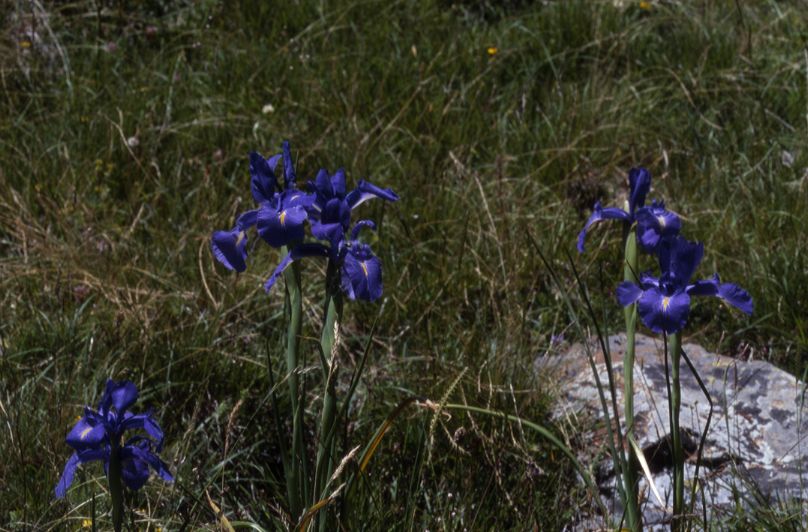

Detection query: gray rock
(537, 333), (808, 529)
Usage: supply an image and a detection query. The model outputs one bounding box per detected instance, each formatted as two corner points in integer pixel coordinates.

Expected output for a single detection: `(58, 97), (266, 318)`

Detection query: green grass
(1, 0), (807, 529)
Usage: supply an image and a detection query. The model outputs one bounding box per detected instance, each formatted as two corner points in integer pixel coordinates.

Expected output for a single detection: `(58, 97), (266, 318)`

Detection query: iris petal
(122, 441), (174, 488)
(54, 452), (80, 498)
(717, 283), (754, 315)
(236, 209), (259, 231)
(282, 140), (297, 187)
(639, 272), (660, 290)
(658, 237), (703, 289)
(120, 451), (151, 490)
(257, 204), (307, 248)
(637, 287), (690, 334)
(249, 152), (278, 203)
(121, 413), (165, 449)
(211, 229), (248, 272)
(66, 416), (107, 451)
(576, 202), (631, 253)
(688, 276), (753, 315)
(313, 168), (347, 200)
(341, 247), (383, 301)
(54, 448), (109, 498)
(267, 154), (282, 172)
(637, 225), (662, 251)
(635, 201), (681, 252)
(346, 179), (400, 209)
(311, 222), (346, 244)
(628, 167), (651, 214)
(616, 282), (643, 307)
(314, 168), (333, 199)
(350, 219), (377, 240)
(138, 449), (172, 483)
(311, 198), (351, 243)
(107, 380), (139, 413)
(283, 191), (315, 209)
(78, 448), (110, 463)
(685, 276), (719, 297)
(331, 168), (347, 198)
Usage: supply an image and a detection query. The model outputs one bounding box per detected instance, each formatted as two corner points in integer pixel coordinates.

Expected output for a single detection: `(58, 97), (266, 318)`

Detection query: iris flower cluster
(55, 380), (172, 497)
(211, 141), (399, 301)
(579, 167), (753, 333)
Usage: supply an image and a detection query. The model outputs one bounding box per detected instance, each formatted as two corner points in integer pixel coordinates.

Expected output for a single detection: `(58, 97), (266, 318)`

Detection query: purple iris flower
(634, 200), (681, 251)
(577, 167), (681, 253)
(264, 220), (385, 302)
(55, 380), (172, 498)
(307, 168), (399, 245)
(616, 237), (753, 334)
(211, 141), (314, 271)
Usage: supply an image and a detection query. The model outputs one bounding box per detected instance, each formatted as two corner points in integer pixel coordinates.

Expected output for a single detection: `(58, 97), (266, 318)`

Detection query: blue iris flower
(264, 220), (385, 302)
(55, 380), (172, 498)
(211, 141), (314, 271)
(616, 236), (753, 334)
(307, 168), (399, 245)
(577, 167), (681, 253)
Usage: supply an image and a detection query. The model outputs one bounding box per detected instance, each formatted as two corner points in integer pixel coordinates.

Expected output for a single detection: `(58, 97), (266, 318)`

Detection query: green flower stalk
(283, 259), (306, 521)
(622, 227), (641, 532)
(667, 332), (684, 530)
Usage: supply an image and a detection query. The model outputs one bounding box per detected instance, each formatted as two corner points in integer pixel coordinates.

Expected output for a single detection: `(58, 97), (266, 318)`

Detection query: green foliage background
(1, 0), (806, 529)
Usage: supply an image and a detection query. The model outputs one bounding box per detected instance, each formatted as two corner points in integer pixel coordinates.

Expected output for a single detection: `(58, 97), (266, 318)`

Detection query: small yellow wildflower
(81, 519), (92, 528)
(639, 1), (651, 10)
(487, 46), (498, 56)
(19, 40), (32, 49)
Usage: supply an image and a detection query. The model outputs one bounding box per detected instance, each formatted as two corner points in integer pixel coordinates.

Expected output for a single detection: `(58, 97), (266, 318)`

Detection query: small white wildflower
(782, 150), (795, 168)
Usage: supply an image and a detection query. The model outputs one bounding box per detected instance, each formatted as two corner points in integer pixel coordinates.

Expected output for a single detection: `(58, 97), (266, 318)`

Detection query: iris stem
(282, 257), (305, 521)
(668, 332), (684, 530)
(108, 444), (124, 532)
(622, 226), (642, 532)
(314, 259), (342, 530)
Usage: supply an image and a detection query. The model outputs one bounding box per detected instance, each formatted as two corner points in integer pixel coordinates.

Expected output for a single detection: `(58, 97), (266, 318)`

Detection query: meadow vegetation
(1, 0), (807, 529)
